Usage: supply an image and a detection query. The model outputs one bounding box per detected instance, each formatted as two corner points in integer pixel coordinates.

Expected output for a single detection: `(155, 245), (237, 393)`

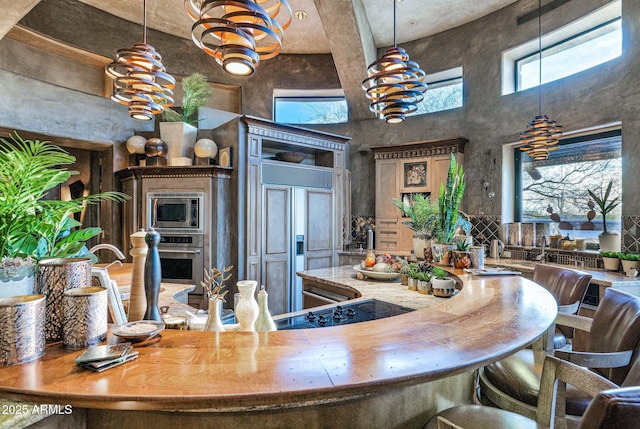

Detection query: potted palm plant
(432, 154), (470, 265)
(160, 73), (212, 164)
(392, 194), (439, 259)
(587, 179), (621, 252)
(0, 134), (128, 298)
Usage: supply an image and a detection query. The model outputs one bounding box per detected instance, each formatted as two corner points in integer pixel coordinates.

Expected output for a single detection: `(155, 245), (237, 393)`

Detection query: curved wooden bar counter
(0, 266), (557, 429)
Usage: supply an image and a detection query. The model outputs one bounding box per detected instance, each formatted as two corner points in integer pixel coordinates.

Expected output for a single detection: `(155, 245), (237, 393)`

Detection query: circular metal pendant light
(185, 0), (292, 76)
(361, 0), (427, 124)
(519, 0), (563, 159)
(105, 0), (175, 121)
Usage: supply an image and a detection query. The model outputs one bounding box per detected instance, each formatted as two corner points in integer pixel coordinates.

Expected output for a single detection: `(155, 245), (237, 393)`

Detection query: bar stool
(478, 288), (640, 420)
(532, 263), (591, 349)
(424, 355), (640, 429)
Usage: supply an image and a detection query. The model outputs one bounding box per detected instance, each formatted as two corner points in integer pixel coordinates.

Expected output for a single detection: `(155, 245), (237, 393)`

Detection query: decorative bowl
(113, 320), (165, 342)
(275, 151), (306, 163)
(353, 265), (401, 281)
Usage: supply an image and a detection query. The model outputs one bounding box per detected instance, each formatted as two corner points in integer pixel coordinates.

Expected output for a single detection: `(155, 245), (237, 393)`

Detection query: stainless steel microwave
(147, 192), (204, 233)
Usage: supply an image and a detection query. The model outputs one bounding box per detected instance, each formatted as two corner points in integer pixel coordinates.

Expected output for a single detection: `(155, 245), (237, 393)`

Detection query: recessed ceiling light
(294, 10), (308, 20)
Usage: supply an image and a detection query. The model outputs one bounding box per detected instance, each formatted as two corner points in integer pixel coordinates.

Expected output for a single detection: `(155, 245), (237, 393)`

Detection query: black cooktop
(275, 299), (415, 330)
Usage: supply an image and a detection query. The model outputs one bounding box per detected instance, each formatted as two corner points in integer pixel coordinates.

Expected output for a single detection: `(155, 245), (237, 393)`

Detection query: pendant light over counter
(105, 0), (176, 121)
(519, 0), (563, 160)
(185, 0), (292, 77)
(362, 0), (427, 124)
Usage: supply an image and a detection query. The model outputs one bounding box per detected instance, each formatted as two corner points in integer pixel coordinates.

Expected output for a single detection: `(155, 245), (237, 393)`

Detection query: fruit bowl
(353, 265), (401, 281)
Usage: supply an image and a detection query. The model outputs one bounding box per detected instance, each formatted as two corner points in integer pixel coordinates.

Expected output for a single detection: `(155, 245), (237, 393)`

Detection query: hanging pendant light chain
(143, 0), (147, 45)
(393, 0), (397, 48)
(537, 0), (542, 116)
(518, 0), (563, 160)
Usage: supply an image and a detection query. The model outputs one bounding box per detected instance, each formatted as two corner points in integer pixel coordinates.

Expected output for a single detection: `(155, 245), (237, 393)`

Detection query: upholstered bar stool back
(479, 288), (640, 419)
(533, 264), (591, 349)
(533, 263), (591, 311)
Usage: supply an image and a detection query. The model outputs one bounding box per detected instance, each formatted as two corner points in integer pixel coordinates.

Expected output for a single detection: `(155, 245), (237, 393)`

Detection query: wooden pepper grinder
(143, 229), (163, 322)
(128, 229), (148, 321)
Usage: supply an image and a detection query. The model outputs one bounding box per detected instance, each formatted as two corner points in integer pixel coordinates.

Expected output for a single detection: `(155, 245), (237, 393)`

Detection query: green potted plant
(617, 252), (640, 274)
(416, 271), (432, 295)
(406, 264), (420, 290)
(159, 73), (213, 164)
(399, 261), (414, 286)
(600, 251), (620, 271)
(452, 240), (471, 269)
(430, 266), (456, 298)
(432, 154), (469, 265)
(392, 194), (439, 259)
(587, 179), (621, 252)
(0, 134), (128, 298)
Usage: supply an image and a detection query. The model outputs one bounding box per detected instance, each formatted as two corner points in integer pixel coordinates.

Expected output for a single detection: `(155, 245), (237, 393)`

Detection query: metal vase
(63, 286), (108, 350)
(38, 258), (92, 342)
(0, 294), (46, 366)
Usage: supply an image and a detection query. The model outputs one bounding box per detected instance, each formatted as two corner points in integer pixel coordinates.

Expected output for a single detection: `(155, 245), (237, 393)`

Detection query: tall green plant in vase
(587, 179), (621, 252)
(432, 154), (467, 265)
(160, 73), (213, 163)
(392, 194), (439, 259)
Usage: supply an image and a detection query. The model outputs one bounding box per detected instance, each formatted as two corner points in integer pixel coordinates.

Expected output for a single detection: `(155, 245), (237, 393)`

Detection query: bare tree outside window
(520, 137), (622, 238)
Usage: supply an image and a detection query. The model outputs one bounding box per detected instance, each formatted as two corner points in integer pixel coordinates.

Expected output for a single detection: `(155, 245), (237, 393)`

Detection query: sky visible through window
(274, 97), (348, 124)
(518, 19), (622, 91)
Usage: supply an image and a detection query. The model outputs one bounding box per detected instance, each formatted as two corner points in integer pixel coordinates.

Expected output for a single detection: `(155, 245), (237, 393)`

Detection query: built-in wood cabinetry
(372, 138), (467, 253)
(115, 166), (232, 308)
(213, 117), (350, 315)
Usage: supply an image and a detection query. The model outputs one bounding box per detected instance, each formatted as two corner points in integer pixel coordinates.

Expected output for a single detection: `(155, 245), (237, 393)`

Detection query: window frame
(272, 89), (348, 125)
(410, 66), (463, 117)
(513, 129), (622, 225)
(514, 17), (622, 91)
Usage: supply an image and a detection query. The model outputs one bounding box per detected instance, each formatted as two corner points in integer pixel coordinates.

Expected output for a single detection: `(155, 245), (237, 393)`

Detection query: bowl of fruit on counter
(353, 253), (406, 281)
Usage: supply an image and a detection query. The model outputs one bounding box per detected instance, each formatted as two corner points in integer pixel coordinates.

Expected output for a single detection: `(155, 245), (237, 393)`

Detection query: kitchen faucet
(535, 236), (547, 262)
(89, 244), (126, 269)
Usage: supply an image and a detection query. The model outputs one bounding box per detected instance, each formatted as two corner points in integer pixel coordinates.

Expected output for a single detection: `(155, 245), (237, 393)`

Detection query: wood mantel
(0, 266), (556, 428)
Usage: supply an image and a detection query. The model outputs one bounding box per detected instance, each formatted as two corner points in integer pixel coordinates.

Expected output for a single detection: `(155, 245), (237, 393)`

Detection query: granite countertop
(295, 265), (455, 311)
(485, 258), (640, 289)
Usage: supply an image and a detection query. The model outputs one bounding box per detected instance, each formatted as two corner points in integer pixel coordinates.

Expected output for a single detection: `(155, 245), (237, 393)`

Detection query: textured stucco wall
(2, 0), (639, 219)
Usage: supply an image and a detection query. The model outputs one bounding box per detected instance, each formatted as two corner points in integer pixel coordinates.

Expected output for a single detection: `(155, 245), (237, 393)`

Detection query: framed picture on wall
(403, 161), (427, 188)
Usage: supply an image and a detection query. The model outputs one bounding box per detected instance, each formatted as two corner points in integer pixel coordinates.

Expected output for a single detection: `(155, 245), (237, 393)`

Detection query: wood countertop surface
(0, 265), (557, 412)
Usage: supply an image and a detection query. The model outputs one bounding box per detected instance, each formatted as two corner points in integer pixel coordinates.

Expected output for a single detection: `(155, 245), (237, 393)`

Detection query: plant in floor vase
(430, 266), (456, 298)
(432, 154), (469, 265)
(587, 179), (621, 253)
(201, 265), (233, 332)
(392, 194), (439, 259)
(600, 251), (620, 271)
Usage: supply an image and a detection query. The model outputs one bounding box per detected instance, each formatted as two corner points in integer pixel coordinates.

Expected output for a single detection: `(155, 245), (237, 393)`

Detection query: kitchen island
(0, 265), (556, 429)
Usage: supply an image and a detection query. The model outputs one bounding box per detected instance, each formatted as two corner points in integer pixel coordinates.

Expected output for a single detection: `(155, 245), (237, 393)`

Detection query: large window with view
(502, 0), (621, 95)
(410, 67), (463, 116)
(273, 89), (348, 125)
(516, 131), (622, 249)
(516, 17), (621, 91)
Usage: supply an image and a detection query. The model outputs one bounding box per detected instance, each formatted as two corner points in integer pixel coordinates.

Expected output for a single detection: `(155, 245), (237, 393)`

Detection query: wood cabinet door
(375, 159), (400, 220)
(262, 185), (290, 316)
